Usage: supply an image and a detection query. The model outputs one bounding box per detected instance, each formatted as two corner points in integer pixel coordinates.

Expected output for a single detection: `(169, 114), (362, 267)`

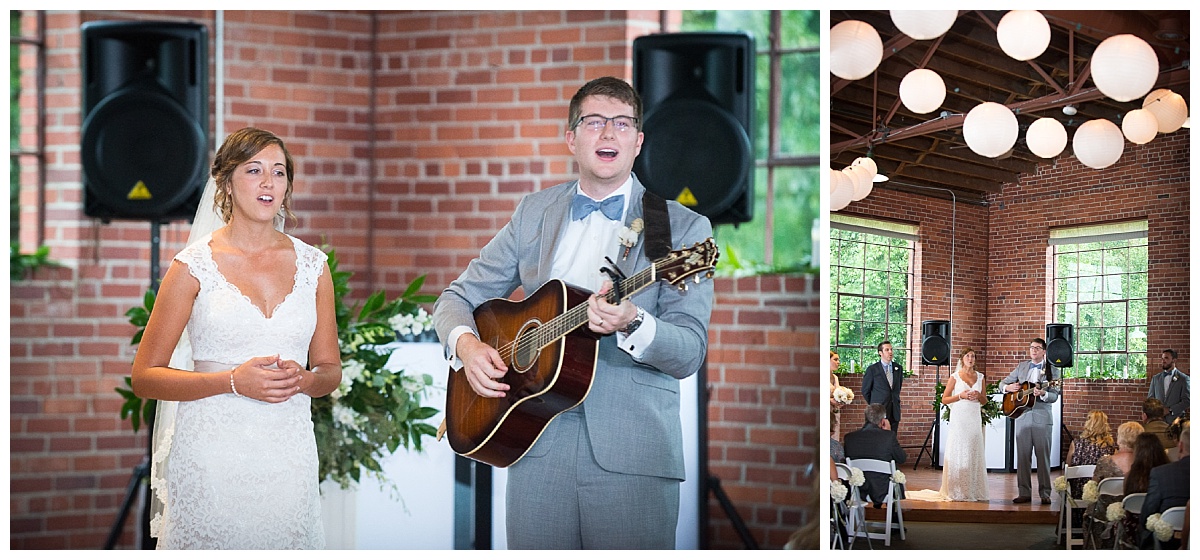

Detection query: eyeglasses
(1030, 345), (1045, 350)
(574, 114), (639, 133)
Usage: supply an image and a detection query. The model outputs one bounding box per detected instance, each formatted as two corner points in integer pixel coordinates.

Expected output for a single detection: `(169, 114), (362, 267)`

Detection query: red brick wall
(9, 10), (816, 550)
(707, 275), (818, 549)
(835, 131), (1189, 455)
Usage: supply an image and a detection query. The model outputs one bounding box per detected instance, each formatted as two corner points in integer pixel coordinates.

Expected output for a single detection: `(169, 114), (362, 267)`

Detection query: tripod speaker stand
(913, 364), (943, 470)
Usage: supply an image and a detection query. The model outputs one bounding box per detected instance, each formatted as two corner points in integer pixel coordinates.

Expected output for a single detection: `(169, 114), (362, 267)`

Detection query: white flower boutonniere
(618, 218), (644, 260)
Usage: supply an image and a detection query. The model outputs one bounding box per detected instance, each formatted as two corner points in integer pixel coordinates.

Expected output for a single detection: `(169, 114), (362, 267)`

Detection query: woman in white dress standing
(936, 347), (990, 501)
(132, 127), (342, 548)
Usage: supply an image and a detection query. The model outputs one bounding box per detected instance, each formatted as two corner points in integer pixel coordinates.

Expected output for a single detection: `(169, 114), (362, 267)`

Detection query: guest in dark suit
(1139, 423), (1190, 549)
(1141, 397), (1178, 450)
(1001, 337), (1061, 504)
(862, 341), (903, 433)
(843, 403), (907, 507)
(1150, 349), (1190, 425)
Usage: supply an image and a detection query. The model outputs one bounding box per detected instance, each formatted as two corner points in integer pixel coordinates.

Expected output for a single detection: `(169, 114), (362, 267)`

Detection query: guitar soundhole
(511, 319), (541, 373)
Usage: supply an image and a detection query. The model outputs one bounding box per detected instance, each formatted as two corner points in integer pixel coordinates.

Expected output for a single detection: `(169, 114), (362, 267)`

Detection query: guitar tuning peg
(693, 275), (701, 284)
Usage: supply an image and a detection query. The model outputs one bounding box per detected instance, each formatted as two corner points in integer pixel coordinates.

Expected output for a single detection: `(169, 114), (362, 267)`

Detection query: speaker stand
(913, 365), (943, 470)
(105, 221), (163, 549)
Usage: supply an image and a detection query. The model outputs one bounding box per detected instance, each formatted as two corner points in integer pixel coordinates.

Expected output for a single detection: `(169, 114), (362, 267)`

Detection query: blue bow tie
(570, 193), (624, 221)
(1030, 362), (1042, 369)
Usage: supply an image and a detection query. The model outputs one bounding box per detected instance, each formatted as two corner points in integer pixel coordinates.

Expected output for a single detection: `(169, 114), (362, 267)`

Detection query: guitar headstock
(656, 238), (719, 289)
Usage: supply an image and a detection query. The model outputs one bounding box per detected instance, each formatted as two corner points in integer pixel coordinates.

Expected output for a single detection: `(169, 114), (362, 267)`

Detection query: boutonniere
(618, 218), (644, 260)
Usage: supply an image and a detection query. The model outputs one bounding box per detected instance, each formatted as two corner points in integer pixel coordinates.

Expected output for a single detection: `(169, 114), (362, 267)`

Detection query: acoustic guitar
(1002, 379), (1061, 419)
(441, 238), (718, 468)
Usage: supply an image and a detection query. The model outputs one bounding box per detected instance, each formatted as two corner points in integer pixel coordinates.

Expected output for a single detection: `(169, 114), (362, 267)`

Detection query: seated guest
(843, 403), (906, 507)
(1086, 432), (1169, 549)
(1139, 423), (1190, 549)
(1141, 397), (1177, 450)
(1066, 410), (1118, 498)
(1092, 421), (1145, 480)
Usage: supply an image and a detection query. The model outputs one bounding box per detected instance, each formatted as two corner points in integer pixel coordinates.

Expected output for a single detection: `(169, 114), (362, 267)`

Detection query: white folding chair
(1058, 464), (1096, 549)
(846, 458), (905, 546)
(1084, 477), (1124, 548)
(1116, 493), (1146, 550)
(835, 462), (871, 550)
(1154, 506), (1187, 549)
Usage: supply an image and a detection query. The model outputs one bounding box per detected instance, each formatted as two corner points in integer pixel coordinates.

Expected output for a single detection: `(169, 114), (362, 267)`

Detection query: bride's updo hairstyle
(211, 127), (296, 226)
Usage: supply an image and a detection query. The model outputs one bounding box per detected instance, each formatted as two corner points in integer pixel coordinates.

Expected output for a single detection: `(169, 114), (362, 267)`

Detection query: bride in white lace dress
(131, 128), (342, 549)
(908, 347), (990, 502)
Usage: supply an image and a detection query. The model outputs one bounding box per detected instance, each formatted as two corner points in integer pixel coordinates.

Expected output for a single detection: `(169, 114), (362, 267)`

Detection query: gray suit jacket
(433, 176), (714, 480)
(1148, 368), (1190, 423)
(1001, 360), (1060, 425)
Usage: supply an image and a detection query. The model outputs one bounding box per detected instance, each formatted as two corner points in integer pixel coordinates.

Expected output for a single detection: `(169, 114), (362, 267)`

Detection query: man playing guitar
(1001, 338), (1061, 504)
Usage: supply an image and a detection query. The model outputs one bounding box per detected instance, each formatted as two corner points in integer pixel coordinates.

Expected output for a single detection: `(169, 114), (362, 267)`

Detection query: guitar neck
(532, 264), (658, 349)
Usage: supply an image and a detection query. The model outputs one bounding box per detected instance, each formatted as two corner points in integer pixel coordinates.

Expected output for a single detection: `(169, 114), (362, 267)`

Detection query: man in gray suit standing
(1001, 337), (1061, 504)
(433, 77), (713, 549)
(1149, 349), (1189, 425)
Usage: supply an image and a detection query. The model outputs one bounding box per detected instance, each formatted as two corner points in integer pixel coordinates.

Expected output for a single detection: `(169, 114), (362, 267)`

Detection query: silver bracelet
(230, 372), (241, 397)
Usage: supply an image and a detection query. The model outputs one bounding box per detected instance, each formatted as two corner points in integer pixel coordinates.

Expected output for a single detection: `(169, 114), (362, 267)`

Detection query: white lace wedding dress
(155, 232), (327, 549)
(907, 370), (990, 502)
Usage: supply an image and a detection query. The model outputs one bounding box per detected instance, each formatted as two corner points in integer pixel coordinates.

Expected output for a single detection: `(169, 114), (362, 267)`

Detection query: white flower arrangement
(891, 470), (906, 485)
(1106, 501), (1126, 522)
(389, 306), (433, 339)
(1146, 513), (1175, 542)
(617, 218), (644, 260)
(848, 467), (865, 487)
(1052, 475), (1068, 493)
(830, 480), (848, 502)
(832, 385), (854, 405)
(1082, 480), (1100, 502)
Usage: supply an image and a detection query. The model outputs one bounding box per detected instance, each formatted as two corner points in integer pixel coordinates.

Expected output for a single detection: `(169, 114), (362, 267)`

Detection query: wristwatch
(620, 306), (645, 335)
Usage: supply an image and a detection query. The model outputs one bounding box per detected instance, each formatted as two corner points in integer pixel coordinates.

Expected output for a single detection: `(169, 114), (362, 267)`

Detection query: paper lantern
(1142, 89), (1188, 133)
(899, 69), (946, 114)
(890, 10), (957, 40)
(1073, 119), (1125, 169)
(1121, 109), (1158, 144)
(1026, 117), (1068, 158)
(1091, 34), (1159, 102)
(843, 165), (873, 201)
(830, 20), (883, 81)
(851, 156), (878, 178)
(830, 169), (854, 211)
(996, 10), (1050, 61)
(963, 102), (1018, 158)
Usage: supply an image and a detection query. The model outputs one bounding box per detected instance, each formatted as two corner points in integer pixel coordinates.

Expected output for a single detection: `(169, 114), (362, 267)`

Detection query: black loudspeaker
(632, 32), (754, 225)
(81, 21), (208, 221)
(1046, 323), (1074, 368)
(921, 320), (951, 365)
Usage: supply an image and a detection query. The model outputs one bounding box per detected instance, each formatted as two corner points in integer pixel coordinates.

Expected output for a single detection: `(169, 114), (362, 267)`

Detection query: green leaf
(402, 275), (427, 298)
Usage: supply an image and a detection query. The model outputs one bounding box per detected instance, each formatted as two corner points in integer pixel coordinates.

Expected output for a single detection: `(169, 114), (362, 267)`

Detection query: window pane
(889, 298), (907, 323)
(779, 49), (819, 154)
(1057, 251), (1077, 278)
(863, 298), (887, 322)
(1128, 353), (1147, 377)
(1079, 303), (1101, 327)
(1102, 301), (1127, 326)
(1129, 299), (1148, 326)
(1079, 327), (1101, 352)
(865, 242), (888, 271)
(1104, 327), (1126, 352)
(771, 166), (819, 267)
(864, 270), (889, 296)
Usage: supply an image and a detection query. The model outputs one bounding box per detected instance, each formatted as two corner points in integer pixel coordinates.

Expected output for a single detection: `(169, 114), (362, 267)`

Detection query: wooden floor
(863, 465), (1060, 525)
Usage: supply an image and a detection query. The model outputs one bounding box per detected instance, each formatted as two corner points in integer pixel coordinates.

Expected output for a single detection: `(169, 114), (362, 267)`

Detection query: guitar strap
(642, 189), (672, 260)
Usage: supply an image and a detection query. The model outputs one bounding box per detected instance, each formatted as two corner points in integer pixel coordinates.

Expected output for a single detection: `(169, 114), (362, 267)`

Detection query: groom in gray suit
(1001, 337), (1061, 504)
(433, 77), (713, 549)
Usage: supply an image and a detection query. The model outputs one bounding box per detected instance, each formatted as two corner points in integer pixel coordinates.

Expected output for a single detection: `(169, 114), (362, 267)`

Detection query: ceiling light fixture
(1062, 105), (1078, 116)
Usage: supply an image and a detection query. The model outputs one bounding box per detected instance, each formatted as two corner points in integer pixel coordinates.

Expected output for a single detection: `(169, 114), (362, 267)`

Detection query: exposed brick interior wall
(835, 131), (1190, 459)
(9, 10), (816, 550)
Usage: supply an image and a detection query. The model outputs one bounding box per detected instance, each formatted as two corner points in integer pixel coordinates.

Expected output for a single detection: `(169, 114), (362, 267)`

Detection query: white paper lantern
(899, 69), (946, 114)
(843, 165), (873, 201)
(1073, 119), (1125, 169)
(890, 10), (957, 40)
(1091, 34), (1159, 102)
(1026, 117), (1068, 158)
(830, 169), (854, 211)
(1121, 109), (1159, 144)
(963, 102), (1018, 158)
(996, 10), (1051, 61)
(851, 156), (878, 178)
(830, 20), (883, 81)
(1142, 89), (1188, 133)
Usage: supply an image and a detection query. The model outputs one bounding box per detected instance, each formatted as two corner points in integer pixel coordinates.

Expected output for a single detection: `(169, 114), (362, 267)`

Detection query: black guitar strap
(642, 189), (672, 260)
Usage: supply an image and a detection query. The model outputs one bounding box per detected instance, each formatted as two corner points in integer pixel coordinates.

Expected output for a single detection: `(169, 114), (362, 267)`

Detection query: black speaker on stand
(1046, 323), (1074, 368)
(81, 21), (208, 222)
(915, 320), (951, 469)
(85, 20), (209, 550)
(632, 32), (754, 225)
